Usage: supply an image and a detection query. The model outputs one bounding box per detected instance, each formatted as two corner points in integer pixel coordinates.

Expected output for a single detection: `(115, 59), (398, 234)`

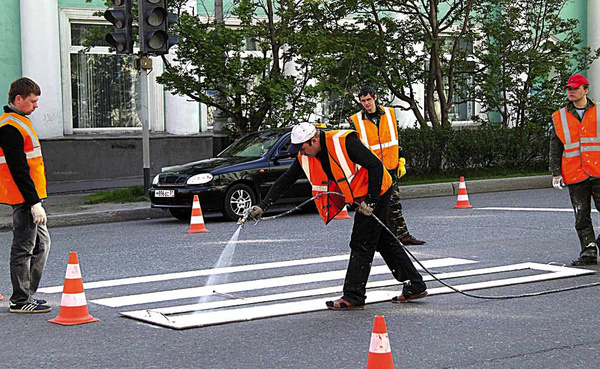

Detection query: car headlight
(187, 173), (213, 185)
(152, 174), (160, 185)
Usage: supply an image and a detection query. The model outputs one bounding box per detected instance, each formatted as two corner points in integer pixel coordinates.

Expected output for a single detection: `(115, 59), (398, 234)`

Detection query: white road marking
(477, 207), (597, 213)
(119, 263), (594, 330)
(120, 263), (534, 315)
(200, 238), (305, 245)
(92, 257), (475, 307)
(39, 253), (358, 294)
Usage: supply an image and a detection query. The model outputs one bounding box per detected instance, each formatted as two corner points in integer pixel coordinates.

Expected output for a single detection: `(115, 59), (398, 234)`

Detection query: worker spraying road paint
(245, 123), (427, 310)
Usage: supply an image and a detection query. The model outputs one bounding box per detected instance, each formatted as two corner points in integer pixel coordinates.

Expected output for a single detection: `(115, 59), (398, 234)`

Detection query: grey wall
(41, 133), (230, 183)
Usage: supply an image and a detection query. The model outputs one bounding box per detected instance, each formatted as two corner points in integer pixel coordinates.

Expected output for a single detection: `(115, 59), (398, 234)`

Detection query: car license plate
(155, 190), (175, 198)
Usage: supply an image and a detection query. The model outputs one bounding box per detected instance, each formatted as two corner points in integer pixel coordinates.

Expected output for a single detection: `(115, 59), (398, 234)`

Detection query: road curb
(0, 207), (171, 231)
(398, 175), (551, 199)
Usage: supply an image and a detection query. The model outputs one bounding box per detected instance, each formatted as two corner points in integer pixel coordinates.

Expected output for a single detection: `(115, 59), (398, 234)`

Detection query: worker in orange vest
(550, 73), (600, 266)
(247, 123), (427, 310)
(0, 78), (51, 313)
(349, 86), (425, 245)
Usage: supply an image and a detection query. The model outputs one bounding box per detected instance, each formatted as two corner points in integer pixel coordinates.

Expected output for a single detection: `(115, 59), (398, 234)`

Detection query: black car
(149, 128), (312, 221)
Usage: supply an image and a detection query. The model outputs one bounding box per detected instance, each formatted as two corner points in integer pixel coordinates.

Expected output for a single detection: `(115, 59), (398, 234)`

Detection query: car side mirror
(272, 151), (294, 161)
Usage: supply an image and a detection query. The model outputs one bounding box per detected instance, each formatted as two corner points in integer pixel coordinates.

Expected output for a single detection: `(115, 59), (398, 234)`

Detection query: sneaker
(9, 299), (46, 308)
(9, 301), (51, 313)
(571, 256), (597, 266)
(400, 235), (426, 246)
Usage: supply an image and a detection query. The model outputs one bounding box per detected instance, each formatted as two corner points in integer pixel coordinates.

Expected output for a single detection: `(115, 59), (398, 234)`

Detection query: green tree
(306, 0), (477, 131)
(158, 0), (323, 136)
(471, 0), (600, 129)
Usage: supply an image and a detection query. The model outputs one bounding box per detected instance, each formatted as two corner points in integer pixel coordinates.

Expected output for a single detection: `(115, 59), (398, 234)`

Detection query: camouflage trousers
(567, 178), (600, 258)
(387, 179), (410, 240)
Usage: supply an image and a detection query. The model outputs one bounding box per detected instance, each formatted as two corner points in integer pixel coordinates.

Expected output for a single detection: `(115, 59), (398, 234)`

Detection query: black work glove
(246, 205), (264, 221)
(357, 200), (375, 216)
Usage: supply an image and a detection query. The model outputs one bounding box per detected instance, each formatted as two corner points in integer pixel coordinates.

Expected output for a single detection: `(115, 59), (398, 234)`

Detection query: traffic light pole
(105, 0), (179, 194)
(137, 55), (153, 194)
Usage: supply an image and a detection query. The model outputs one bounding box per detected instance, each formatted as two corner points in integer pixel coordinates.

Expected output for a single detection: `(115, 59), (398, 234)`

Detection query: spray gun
(236, 212), (249, 226)
(237, 206), (264, 226)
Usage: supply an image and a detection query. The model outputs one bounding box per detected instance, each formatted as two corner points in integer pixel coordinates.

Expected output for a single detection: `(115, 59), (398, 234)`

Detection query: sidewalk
(0, 175), (552, 231)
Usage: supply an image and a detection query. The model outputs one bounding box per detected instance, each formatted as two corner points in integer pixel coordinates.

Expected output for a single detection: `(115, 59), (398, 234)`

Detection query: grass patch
(84, 186), (148, 204)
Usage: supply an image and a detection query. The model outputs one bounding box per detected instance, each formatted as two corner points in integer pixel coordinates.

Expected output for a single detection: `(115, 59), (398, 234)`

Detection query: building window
(60, 9), (164, 134)
(70, 22), (142, 129)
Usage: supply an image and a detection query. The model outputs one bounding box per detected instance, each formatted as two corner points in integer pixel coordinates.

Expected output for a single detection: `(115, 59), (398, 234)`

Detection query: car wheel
(169, 208), (192, 221)
(222, 183), (257, 221)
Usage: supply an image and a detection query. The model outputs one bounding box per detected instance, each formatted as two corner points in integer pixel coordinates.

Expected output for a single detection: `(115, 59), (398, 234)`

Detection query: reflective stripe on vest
(351, 107), (399, 169)
(552, 103), (600, 184)
(299, 130), (391, 224)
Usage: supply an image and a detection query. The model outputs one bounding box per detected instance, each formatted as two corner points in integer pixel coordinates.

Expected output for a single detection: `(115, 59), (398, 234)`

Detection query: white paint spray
(196, 224), (243, 306)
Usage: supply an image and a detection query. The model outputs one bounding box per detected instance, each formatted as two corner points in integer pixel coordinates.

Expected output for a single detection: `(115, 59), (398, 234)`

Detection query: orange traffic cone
(366, 315), (394, 369)
(453, 176), (474, 209)
(334, 205), (352, 219)
(49, 252), (99, 326)
(187, 195), (209, 233)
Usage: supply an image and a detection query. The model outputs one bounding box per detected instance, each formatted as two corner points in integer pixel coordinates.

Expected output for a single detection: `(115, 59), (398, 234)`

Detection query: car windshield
(218, 131), (285, 158)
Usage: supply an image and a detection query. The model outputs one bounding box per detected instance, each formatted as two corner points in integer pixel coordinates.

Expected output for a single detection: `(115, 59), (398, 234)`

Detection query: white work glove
(31, 202), (47, 226)
(246, 205), (264, 221)
(357, 201), (375, 216)
(552, 175), (564, 190)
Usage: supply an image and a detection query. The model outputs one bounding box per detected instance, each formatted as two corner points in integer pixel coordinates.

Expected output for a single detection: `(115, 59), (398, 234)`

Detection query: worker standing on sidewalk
(247, 123), (427, 310)
(0, 77), (51, 313)
(550, 73), (600, 266)
(349, 86), (425, 245)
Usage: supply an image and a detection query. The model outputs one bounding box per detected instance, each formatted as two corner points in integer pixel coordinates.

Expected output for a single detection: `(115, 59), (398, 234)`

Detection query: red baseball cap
(565, 74), (589, 89)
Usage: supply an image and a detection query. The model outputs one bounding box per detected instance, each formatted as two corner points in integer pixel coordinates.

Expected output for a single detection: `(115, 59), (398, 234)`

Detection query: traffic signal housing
(139, 0), (179, 55)
(104, 0), (134, 54)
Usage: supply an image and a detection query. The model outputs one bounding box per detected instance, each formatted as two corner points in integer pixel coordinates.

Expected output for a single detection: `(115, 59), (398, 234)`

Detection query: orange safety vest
(552, 103), (600, 184)
(349, 107), (399, 170)
(0, 112), (47, 205)
(298, 130), (392, 224)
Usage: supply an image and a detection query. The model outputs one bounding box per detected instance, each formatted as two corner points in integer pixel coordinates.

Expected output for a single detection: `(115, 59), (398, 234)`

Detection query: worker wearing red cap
(550, 73), (600, 266)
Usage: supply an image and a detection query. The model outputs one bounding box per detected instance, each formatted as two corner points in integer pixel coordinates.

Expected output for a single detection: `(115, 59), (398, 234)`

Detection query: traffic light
(138, 0), (179, 55)
(104, 0), (134, 54)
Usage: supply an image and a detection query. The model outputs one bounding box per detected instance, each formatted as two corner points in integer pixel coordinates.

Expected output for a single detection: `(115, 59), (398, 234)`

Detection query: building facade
(0, 0), (596, 187)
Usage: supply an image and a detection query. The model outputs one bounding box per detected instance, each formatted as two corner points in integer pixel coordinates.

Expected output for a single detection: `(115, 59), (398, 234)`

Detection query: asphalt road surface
(1, 188), (600, 369)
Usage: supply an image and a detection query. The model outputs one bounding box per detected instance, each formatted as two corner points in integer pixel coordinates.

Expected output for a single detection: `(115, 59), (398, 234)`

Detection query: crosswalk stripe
(39, 253), (358, 294)
(120, 263), (594, 330)
(121, 262), (532, 316)
(92, 258), (475, 307)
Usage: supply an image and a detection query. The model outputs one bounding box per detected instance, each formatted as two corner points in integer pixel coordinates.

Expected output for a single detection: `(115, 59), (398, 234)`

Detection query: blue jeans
(10, 203), (51, 304)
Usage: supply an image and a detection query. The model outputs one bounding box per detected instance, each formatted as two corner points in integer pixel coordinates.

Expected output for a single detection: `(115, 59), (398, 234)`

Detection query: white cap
(288, 123), (317, 154)
(291, 123), (317, 144)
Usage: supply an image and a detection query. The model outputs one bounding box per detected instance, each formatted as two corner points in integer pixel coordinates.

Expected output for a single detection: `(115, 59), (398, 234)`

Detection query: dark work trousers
(10, 203), (51, 304)
(568, 178), (600, 259)
(387, 172), (410, 240)
(342, 188), (425, 305)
